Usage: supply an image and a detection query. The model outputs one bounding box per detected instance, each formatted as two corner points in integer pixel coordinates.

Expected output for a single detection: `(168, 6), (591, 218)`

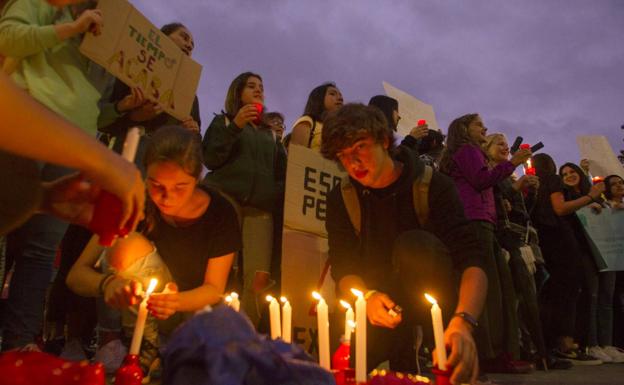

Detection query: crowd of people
(1, 1), (623, 384)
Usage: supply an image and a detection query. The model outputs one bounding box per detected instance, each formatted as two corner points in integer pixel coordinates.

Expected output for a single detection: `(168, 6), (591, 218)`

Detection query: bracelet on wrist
(452, 312), (479, 329)
(98, 273), (115, 297)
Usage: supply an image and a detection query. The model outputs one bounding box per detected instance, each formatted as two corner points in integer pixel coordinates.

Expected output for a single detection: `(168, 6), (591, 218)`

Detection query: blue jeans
(597, 271), (617, 346)
(1, 164), (71, 350)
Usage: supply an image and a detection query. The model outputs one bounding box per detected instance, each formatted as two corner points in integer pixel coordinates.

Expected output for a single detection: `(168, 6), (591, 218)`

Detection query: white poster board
(80, 0), (202, 120)
(577, 136), (624, 178)
(383, 81), (440, 136)
(577, 207), (624, 271)
(282, 145), (346, 354)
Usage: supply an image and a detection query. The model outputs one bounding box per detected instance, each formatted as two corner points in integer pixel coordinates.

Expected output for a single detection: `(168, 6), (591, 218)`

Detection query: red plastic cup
(525, 167), (536, 176)
(253, 103), (264, 125)
(417, 119), (427, 126)
(520, 143), (531, 150)
(89, 190), (133, 246)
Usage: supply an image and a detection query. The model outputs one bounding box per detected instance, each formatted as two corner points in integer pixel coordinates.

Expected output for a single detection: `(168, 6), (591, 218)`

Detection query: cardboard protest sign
(80, 0), (202, 120)
(281, 145), (346, 354)
(383, 81), (440, 136)
(283, 145), (346, 237)
(577, 136), (624, 178)
(577, 207), (624, 271)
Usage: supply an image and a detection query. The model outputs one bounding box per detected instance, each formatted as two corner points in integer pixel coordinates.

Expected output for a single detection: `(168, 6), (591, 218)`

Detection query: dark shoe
(536, 355), (573, 370)
(481, 352), (535, 374)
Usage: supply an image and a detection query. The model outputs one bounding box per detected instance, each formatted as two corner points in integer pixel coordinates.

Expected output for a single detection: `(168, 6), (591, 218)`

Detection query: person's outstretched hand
(365, 292), (402, 328)
(147, 282), (180, 320)
(433, 317), (478, 385)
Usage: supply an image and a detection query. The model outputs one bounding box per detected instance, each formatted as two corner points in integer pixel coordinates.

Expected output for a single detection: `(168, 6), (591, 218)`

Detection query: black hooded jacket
(326, 147), (484, 290)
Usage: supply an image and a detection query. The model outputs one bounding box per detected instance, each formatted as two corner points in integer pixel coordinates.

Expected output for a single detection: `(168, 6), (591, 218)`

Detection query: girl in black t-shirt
(67, 126), (241, 372)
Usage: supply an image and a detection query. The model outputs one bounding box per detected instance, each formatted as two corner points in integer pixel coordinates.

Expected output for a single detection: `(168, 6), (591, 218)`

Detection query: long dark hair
(559, 162), (591, 196)
(604, 174), (624, 201)
(532, 153), (557, 177)
(224, 72), (263, 119)
(143, 126), (203, 233)
(439, 113), (479, 174)
(161, 22), (185, 35)
(303, 82), (337, 122)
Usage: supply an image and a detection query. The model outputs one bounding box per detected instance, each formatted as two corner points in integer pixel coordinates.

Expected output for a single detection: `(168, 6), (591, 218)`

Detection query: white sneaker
(603, 346), (624, 363)
(588, 346), (613, 363)
(94, 339), (128, 374)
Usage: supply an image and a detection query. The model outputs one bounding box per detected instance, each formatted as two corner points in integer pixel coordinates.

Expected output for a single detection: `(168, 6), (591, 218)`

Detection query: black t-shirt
(146, 188), (241, 291)
(532, 173), (564, 228)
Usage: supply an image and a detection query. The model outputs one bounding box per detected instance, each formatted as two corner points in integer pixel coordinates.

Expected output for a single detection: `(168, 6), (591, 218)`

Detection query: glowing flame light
(424, 293), (437, 305)
(312, 291), (323, 301)
(266, 295), (275, 302)
(145, 278), (158, 297)
(348, 320), (357, 329)
(340, 300), (352, 310)
(280, 296), (288, 303)
(351, 288), (363, 298)
(230, 292), (239, 299)
(225, 295), (232, 304)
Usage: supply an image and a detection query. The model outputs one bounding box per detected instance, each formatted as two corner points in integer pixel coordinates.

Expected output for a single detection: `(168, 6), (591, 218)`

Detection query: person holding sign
(290, 82), (344, 151)
(0, 0), (130, 351)
(67, 126), (240, 373)
(202, 72), (285, 326)
(321, 104), (487, 385)
(99, 22), (201, 176)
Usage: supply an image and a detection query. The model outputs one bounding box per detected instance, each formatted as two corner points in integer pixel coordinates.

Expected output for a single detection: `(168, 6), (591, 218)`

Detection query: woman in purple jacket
(440, 113), (532, 374)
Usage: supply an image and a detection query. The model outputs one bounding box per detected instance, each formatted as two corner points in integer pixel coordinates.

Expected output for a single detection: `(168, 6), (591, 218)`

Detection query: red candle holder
(114, 354), (143, 385)
(431, 366), (452, 385)
(592, 176), (604, 184)
(417, 119), (427, 126)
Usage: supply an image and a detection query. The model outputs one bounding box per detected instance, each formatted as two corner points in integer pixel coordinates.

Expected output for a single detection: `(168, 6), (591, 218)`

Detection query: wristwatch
(453, 312), (479, 329)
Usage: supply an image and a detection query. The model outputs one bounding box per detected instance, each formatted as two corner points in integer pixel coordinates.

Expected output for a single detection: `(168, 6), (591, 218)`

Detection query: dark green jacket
(201, 114), (281, 212)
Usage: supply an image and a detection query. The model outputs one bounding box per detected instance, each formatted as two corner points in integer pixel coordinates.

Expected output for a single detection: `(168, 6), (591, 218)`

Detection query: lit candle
(351, 289), (367, 382)
(129, 278), (158, 355)
(312, 291), (330, 370)
(340, 300), (355, 343)
(225, 292), (240, 311)
(425, 293), (447, 370)
(281, 296), (292, 343)
(266, 295), (282, 340)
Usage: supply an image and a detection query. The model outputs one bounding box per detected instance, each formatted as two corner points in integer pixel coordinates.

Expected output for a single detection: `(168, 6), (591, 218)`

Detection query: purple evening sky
(133, 0), (624, 167)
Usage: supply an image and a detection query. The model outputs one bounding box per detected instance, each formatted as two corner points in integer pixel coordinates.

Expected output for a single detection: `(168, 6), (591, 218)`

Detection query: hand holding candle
(129, 278), (158, 355)
(266, 295), (282, 340)
(312, 291), (330, 370)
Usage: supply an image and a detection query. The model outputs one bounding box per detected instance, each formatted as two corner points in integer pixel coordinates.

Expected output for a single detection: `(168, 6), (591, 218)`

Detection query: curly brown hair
(320, 103), (396, 161)
(439, 113), (479, 174)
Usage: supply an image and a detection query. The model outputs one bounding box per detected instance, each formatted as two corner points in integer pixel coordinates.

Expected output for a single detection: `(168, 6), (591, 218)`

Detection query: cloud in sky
(133, 0), (624, 166)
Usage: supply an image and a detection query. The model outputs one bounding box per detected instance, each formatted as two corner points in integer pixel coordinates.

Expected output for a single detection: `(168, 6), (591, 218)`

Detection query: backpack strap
(340, 176), (362, 235)
(307, 119), (317, 148)
(412, 165), (433, 226)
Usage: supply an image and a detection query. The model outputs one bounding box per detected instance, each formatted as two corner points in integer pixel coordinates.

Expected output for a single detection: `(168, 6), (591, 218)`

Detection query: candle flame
(266, 295), (275, 302)
(225, 295), (232, 304)
(339, 300), (352, 310)
(350, 288), (363, 298)
(348, 320), (357, 329)
(424, 293), (437, 305)
(145, 278), (158, 296)
(526, 158), (532, 168)
(312, 291), (322, 301)
(280, 296), (288, 303)
(230, 292), (239, 299)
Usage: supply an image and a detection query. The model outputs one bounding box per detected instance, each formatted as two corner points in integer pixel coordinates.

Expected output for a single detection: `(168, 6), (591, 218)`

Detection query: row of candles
(225, 289), (448, 383)
(128, 280), (448, 383)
